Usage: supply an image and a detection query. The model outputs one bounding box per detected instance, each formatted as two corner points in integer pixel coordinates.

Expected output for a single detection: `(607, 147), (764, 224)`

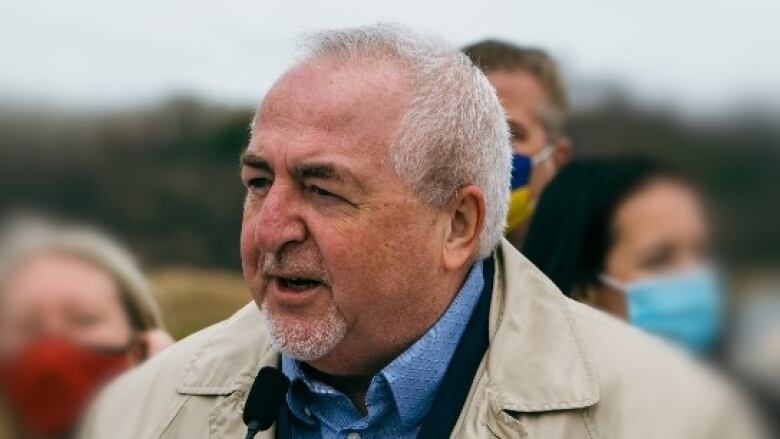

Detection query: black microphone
(243, 366), (291, 439)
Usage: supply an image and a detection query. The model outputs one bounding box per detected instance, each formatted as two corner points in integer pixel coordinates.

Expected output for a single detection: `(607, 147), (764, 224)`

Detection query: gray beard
(259, 299), (348, 362)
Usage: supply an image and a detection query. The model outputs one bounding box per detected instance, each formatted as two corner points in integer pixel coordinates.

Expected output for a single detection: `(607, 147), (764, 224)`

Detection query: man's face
(486, 69), (558, 200)
(240, 58), (452, 374)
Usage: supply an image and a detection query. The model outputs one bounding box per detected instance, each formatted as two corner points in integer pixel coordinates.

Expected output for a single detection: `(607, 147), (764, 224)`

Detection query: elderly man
(81, 24), (761, 439)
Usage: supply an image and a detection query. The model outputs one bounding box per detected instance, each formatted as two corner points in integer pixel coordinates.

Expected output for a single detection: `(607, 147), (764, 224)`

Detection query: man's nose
(248, 183), (306, 253)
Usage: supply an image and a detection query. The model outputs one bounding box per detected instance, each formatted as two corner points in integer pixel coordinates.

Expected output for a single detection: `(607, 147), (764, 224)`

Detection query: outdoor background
(1, 0), (779, 338)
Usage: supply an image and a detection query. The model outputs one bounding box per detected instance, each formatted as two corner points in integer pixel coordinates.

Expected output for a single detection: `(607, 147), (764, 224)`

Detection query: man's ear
(552, 136), (573, 168)
(442, 185), (486, 271)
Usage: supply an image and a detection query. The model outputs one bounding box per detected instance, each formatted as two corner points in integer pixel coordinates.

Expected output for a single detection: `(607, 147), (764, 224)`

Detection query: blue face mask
(601, 267), (724, 354)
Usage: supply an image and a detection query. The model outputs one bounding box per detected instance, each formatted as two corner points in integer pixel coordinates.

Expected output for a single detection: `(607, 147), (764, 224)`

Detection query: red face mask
(0, 337), (131, 437)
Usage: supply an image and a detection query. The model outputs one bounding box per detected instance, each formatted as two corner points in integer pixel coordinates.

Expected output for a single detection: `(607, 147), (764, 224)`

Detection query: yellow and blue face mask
(506, 153), (534, 233)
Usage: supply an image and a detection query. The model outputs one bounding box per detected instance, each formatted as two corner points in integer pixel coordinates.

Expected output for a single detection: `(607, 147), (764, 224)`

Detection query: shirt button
(346, 433), (361, 439)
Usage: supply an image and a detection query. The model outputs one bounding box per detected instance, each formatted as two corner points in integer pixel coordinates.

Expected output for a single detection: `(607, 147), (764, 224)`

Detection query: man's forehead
(248, 112), (385, 164)
(249, 57), (411, 165)
(255, 57), (410, 131)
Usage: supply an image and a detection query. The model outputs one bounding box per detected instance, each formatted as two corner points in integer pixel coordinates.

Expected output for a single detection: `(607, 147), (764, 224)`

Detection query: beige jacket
(80, 239), (762, 438)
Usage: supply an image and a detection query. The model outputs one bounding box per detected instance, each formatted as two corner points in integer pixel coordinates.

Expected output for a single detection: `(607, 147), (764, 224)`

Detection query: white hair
(298, 23), (511, 258)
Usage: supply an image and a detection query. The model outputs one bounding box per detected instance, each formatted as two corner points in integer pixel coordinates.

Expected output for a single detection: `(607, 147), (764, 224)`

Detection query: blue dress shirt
(281, 261), (484, 439)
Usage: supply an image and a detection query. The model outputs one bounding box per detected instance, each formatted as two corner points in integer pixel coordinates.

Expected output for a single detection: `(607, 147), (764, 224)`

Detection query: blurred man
(463, 40), (573, 247)
(81, 24), (761, 439)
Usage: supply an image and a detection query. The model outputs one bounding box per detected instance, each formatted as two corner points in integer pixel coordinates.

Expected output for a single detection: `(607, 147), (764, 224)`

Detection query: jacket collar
(484, 239), (599, 412)
(176, 302), (278, 396)
(176, 239), (599, 413)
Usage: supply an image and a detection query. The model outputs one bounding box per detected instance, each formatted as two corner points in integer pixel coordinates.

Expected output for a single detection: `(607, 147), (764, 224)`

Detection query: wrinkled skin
(240, 56), (481, 379)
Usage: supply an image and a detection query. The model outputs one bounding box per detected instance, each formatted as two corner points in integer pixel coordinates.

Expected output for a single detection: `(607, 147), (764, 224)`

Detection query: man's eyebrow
(295, 164), (338, 179)
(294, 163), (367, 192)
(239, 151), (271, 172)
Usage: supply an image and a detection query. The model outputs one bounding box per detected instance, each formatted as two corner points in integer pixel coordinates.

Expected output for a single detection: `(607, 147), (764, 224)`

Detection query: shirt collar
(282, 261), (485, 428)
(381, 261), (484, 426)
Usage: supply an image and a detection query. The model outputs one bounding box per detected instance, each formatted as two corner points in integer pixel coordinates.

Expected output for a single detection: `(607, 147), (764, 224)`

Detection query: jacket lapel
(484, 239), (599, 413)
(175, 302), (281, 438)
(457, 240), (598, 438)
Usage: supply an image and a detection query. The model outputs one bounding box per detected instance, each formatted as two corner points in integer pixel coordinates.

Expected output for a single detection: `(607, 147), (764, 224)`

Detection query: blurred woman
(0, 220), (173, 439)
(523, 157), (722, 355)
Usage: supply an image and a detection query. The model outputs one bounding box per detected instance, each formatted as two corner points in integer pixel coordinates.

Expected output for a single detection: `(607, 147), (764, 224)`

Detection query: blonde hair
(0, 217), (164, 332)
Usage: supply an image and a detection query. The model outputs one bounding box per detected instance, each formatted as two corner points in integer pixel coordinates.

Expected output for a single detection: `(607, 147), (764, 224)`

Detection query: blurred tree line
(1, 96), (778, 270)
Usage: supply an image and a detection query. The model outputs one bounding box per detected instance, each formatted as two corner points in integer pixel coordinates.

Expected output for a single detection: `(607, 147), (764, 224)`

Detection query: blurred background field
(2, 96), (777, 273)
(3, 96), (778, 345)
(1, 0), (778, 341)
(149, 267), (250, 340)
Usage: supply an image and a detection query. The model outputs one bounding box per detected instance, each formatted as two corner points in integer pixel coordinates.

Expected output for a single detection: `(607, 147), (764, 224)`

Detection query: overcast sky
(2, 0), (778, 114)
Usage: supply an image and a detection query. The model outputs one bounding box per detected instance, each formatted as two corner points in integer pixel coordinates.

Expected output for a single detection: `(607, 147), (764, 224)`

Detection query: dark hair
(522, 157), (691, 296)
(462, 39), (568, 137)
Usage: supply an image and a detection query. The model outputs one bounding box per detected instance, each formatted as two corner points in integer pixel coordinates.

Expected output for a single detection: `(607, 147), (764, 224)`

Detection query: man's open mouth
(276, 277), (323, 291)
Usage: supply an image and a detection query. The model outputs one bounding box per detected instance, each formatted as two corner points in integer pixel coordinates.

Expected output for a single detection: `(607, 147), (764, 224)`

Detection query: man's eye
(508, 121), (529, 143)
(307, 185), (336, 198)
(247, 177), (271, 189)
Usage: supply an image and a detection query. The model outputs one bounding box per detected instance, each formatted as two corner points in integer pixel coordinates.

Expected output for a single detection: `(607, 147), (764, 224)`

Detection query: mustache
(260, 246), (329, 283)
